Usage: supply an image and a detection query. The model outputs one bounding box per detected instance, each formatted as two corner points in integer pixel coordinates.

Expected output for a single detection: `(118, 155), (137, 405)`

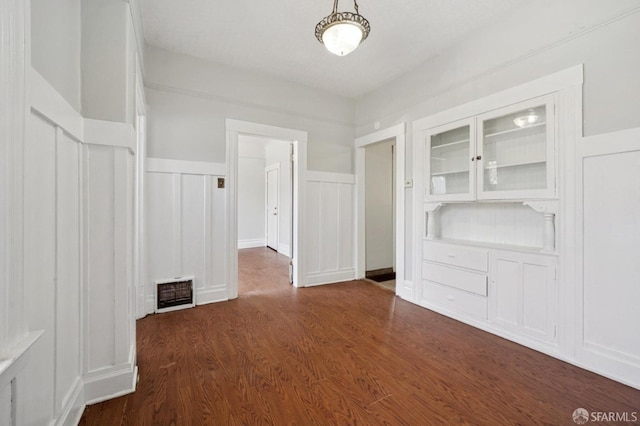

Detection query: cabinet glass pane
(482, 105), (547, 192)
(429, 125), (470, 195)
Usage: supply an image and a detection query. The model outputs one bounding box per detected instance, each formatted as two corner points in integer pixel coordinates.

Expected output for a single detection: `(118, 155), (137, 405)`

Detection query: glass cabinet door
(425, 119), (474, 200)
(477, 96), (555, 199)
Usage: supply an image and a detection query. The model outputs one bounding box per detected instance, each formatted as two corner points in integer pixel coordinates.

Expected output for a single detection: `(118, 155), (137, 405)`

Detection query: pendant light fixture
(315, 0), (370, 56)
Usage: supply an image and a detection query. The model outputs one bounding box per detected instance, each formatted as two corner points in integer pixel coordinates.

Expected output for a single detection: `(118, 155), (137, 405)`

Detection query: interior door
(266, 167), (279, 250)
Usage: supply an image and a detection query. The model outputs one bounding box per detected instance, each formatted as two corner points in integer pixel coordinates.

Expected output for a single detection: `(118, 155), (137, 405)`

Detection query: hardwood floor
(80, 247), (639, 425)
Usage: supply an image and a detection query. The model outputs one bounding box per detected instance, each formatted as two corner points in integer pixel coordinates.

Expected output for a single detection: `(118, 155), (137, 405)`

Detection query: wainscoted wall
(11, 69), (138, 424)
(82, 142), (137, 404)
(578, 127), (640, 388)
(23, 100), (84, 426)
(146, 159), (228, 313)
(305, 172), (356, 286)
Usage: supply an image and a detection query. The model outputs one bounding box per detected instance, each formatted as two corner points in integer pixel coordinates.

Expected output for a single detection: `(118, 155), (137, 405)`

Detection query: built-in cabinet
(415, 89), (562, 356)
(426, 95), (556, 201)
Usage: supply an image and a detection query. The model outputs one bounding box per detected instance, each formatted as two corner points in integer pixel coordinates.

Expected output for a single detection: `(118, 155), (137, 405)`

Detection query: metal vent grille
(155, 277), (195, 313)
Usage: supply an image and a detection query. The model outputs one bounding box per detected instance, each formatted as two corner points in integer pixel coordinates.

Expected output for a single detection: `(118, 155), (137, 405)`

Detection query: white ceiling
(141, 0), (529, 99)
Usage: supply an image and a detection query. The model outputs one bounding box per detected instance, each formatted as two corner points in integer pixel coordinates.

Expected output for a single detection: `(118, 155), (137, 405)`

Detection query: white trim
(195, 287), (229, 305)
(30, 68), (83, 141)
(226, 119), (307, 292)
(412, 65), (583, 131)
(306, 171), (355, 184)
(238, 238), (266, 249)
(124, 0), (145, 77)
(278, 242), (291, 257)
(146, 158), (226, 176)
(0, 331), (43, 391)
(582, 127), (640, 157)
(354, 123), (406, 298)
(83, 364), (137, 405)
(306, 269), (356, 286)
(84, 119), (136, 152)
(53, 376), (84, 426)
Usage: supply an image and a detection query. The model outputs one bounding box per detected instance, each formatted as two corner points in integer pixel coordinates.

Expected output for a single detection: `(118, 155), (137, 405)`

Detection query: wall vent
(155, 276), (195, 314)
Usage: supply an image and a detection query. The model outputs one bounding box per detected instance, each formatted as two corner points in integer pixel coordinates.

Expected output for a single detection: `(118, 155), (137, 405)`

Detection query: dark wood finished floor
(80, 248), (639, 425)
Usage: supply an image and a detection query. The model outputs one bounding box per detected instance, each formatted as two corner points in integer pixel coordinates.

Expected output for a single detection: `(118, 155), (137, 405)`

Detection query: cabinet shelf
(431, 139), (470, 149)
(431, 169), (470, 176)
(424, 237), (553, 255)
(484, 122), (546, 139)
(483, 160), (545, 170)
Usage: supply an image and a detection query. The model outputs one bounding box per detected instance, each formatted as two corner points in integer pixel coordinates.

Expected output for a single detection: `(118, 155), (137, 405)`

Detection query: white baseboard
(54, 376), (84, 426)
(145, 296), (155, 315)
(306, 269), (355, 286)
(278, 243), (291, 257)
(238, 238), (266, 249)
(196, 286), (228, 305)
(579, 343), (640, 390)
(398, 280), (415, 302)
(83, 363), (137, 405)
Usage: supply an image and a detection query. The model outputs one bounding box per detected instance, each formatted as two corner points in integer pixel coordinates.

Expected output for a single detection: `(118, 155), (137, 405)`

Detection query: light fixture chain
(332, 0), (339, 14)
(353, 0), (359, 14)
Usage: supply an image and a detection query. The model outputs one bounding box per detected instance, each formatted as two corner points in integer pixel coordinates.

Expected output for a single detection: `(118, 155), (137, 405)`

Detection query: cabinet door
(476, 96), (555, 200)
(424, 118), (475, 201)
(489, 251), (558, 343)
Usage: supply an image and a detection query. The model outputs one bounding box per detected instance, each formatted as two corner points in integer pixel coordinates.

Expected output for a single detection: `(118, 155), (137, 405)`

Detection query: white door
(266, 167), (279, 250)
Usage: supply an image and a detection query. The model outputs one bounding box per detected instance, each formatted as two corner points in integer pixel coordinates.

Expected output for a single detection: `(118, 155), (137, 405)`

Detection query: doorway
(226, 119), (308, 298)
(364, 140), (396, 289)
(355, 123), (406, 298)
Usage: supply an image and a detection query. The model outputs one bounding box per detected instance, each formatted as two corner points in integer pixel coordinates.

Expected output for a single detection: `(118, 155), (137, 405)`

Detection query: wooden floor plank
(80, 247), (639, 425)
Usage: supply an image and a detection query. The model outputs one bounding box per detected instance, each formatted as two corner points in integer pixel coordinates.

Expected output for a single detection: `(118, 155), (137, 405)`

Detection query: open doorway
(355, 123), (406, 298)
(364, 140), (396, 291)
(226, 119), (308, 299)
(237, 136), (293, 294)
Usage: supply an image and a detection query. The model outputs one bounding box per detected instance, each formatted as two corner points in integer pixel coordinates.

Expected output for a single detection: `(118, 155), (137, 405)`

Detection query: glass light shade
(513, 110), (541, 128)
(321, 22), (364, 56)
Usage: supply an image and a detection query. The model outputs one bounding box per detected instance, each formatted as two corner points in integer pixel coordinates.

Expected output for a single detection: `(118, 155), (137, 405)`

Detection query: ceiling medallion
(315, 0), (370, 56)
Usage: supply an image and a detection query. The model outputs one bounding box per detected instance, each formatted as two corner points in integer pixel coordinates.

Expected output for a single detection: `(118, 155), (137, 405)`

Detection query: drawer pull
(447, 253), (456, 258)
(447, 295), (455, 301)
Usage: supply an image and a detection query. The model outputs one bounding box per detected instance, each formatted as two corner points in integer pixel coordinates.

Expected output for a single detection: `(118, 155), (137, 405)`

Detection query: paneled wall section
(305, 172), (355, 286)
(146, 159), (228, 312)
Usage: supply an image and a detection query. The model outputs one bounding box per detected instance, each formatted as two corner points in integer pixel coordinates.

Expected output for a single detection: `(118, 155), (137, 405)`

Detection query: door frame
(354, 123), (406, 297)
(226, 119), (307, 297)
(264, 163), (280, 251)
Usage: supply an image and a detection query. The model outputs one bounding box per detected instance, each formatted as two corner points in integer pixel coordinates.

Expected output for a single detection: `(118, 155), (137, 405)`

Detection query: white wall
(356, 1), (640, 137)
(31, 0), (81, 111)
(364, 141), (394, 271)
(82, 0), (137, 124)
(146, 159), (228, 311)
(238, 138), (266, 247)
(144, 46), (355, 173)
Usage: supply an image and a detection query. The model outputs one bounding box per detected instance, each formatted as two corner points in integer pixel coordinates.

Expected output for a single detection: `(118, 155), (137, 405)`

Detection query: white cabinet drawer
(423, 241), (488, 272)
(420, 280), (488, 320)
(422, 262), (487, 296)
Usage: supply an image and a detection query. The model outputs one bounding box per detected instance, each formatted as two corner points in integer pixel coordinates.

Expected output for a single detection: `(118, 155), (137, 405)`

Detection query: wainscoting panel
(305, 172), (355, 286)
(23, 110), (57, 426)
(580, 127), (640, 388)
(146, 159), (228, 311)
(83, 142), (137, 404)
